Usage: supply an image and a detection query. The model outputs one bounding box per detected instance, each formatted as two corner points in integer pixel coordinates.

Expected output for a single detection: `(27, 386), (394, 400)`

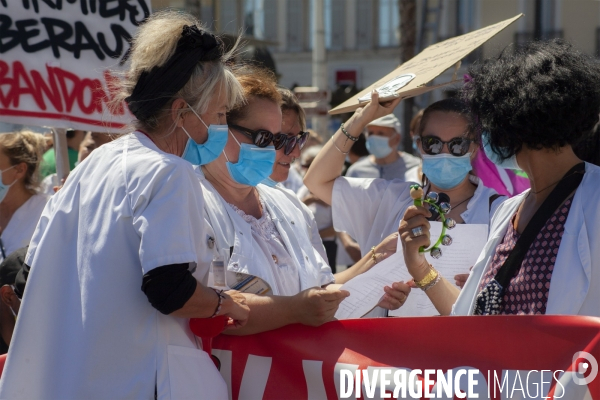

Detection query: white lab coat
(198, 170), (334, 294)
(332, 175), (504, 256)
(453, 162), (600, 317)
(0, 132), (225, 400)
(0, 193), (48, 262)
(272, 183), (330, 263)
(296, 185), (335, 241)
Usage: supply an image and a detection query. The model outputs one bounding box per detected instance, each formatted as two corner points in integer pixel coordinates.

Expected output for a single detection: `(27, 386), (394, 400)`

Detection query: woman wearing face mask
(263, 88), (403, 289)
(305, 98), (505, 293)
(415, 99), (506, 225)
(398, 39), (600, 320)
(0, 131), (47, 263)
(0, 11), (249, 399)
(199, 67), (409, 334)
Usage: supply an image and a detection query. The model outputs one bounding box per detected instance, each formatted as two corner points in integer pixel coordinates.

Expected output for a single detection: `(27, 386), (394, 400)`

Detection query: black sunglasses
(230, 124), (309, 155)
(273, 131), (309, 155)
(418, 135), (472, 157)
(229, 124), (275, 147)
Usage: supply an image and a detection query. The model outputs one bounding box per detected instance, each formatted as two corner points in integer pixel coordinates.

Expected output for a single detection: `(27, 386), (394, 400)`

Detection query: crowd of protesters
(0, 9), (599, 398)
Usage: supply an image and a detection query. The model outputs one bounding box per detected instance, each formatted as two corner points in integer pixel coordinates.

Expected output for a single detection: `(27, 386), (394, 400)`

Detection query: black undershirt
(141, 264), (197, 315)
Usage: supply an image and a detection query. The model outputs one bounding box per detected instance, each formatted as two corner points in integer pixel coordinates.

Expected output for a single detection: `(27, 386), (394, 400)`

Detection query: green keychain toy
(409, 184), (456, 258)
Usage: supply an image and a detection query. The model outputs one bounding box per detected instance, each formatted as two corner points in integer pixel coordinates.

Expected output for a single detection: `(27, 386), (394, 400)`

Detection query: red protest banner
(0, 0), (150, 131)
(213, 316), (600, 399)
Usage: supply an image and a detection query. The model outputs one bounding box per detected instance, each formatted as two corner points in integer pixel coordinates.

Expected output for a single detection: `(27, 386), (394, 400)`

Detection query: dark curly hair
(461, 39), (600, 160)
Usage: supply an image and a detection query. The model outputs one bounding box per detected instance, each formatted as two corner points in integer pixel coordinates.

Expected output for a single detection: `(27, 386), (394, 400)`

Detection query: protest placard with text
(0, 0), (151, 131)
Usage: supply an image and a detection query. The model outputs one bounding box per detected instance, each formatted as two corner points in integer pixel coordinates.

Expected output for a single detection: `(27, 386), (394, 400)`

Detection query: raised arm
(304, 92), (401, 205)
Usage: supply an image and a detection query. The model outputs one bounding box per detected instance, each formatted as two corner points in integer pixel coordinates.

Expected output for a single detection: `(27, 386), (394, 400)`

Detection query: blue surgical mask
(422, 153), (472, 190)
(261, 177), (279, 187)
(482, 132), (521, 171)
(181, 105), (228, 165)
(412, 137), (420, 157)
(366, 135), (394, 158)
(223, 131), (276, 187)
(0, 165), (16, 203)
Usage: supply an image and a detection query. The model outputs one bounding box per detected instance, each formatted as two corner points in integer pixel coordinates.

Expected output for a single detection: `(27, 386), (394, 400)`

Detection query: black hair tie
(125, 25), (224, 121)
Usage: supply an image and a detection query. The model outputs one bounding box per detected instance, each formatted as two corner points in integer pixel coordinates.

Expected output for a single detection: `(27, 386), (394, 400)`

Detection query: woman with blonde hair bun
(0, 11), (248, 399)
(0, 131), (48, 261)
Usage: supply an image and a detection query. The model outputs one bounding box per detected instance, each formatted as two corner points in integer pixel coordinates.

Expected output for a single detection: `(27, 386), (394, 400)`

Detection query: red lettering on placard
(0, 60), (125, 117)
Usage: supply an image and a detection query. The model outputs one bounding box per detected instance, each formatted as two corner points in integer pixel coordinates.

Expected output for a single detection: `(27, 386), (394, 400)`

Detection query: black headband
(125, 25), (224, 121)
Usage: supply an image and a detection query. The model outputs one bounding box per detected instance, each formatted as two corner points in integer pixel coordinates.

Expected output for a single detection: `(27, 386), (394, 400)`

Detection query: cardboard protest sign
(0, 1), (151, 131)
(329, 14), (523, 115)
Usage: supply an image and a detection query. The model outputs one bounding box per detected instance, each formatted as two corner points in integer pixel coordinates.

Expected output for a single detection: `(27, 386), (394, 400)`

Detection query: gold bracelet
(423, 274), (441, 291)
(370, 246), (378, 264)
(413, 266), (439, 290)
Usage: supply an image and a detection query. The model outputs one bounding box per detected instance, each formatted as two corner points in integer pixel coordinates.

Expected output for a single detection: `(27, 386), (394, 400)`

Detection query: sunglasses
(230, 124), (309, 155)
(229, 124), (275, 147)
(418, 135), (472, 157)
(273, 131), (309, 155)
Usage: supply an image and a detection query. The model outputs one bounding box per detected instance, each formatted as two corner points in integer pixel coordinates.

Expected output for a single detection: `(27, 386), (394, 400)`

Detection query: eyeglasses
(418, 135), (472, 157)
(272, 131), (309, 155)
(230, 124), (309, 155)
(229, 124), (275, 147)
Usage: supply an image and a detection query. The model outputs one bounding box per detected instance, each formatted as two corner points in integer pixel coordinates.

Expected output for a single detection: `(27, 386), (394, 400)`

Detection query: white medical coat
(453, 162), (600, 317)
(331, 175), (504, 256)
(198, 170), (334, 294)
(0, 193), (48, 262)
(0, 132), (225, 400)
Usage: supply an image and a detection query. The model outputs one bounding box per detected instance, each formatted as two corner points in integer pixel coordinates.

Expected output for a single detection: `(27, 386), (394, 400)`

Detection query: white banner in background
(0, 0), (151, 131)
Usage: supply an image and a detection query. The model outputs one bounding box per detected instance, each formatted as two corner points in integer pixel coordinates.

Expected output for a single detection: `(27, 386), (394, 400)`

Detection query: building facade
(151, 0), (600, 135)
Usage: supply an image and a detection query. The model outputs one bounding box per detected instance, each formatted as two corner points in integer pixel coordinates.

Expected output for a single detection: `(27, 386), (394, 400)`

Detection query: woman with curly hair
(398, 39), (600, 317)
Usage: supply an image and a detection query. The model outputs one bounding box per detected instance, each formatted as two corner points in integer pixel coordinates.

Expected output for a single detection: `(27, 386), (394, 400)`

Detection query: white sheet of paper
(335, 235), (412, 320)
(389, 222), (488, 317)
(334, 222), (489, 320)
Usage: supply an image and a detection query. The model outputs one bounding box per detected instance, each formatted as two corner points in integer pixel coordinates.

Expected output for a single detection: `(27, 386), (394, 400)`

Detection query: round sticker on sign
(358, 73), (416, 103)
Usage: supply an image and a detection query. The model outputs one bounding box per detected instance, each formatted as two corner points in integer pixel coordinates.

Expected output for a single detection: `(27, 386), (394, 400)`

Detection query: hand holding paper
(335, 222), (488, 319)
(390, 222), (488, 317)
(334, 234), (412, 320)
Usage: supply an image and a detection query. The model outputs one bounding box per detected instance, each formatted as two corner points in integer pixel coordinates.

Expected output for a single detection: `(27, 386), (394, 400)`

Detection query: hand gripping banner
(213, 316), (600, 399)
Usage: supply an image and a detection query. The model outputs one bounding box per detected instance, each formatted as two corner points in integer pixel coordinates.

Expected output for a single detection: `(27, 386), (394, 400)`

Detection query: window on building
(356, 0), (374, 49)
(514, 0), (562, 45)
(540, 0), (562, 40)
(243, 0), (266, 38)
(329, 0), (345, 50)
(263, 0), (278, 41)
(201, 2), (216, 30)
(457, 0), (475, 35)
(378, 0), (399, 47)
(219, 0), (239, 34)
(287, 0), (306, 51)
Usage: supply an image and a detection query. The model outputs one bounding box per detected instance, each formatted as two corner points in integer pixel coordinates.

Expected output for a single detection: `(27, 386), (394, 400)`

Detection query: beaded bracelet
(211, 288), (225, 318)
(340, 122), (359, 142)
(370, 246), (378, 264)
